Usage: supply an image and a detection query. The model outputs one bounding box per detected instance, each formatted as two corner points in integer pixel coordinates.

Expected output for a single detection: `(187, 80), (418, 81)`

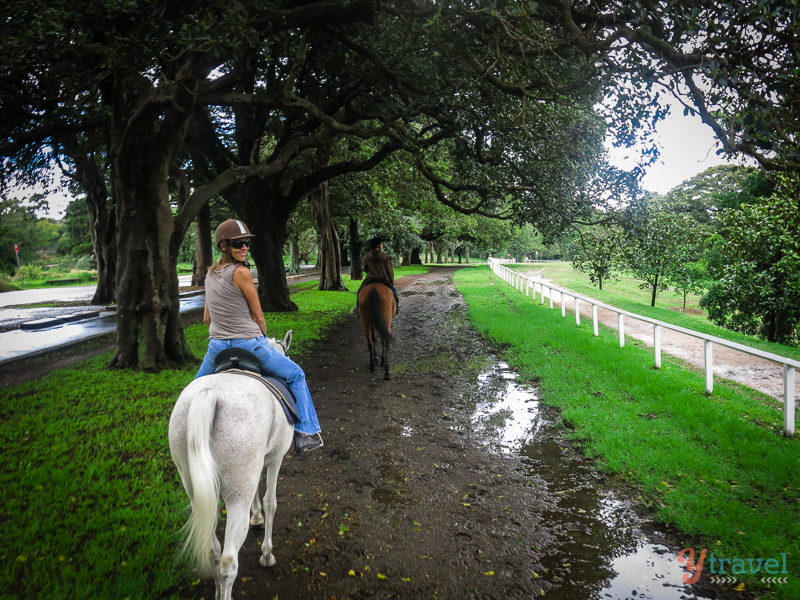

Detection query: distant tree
(570, 226), (623, 290)
(668, 262), (707, 310)
(700, 175), (800, 345)
(0, 196), (46, 273)
(57, 199), (93, 256)
(622, 202), (703, 307)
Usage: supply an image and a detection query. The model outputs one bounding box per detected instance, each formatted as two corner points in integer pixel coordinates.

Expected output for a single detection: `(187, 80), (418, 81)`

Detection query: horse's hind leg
(250, 488), (265, 528)
(367, 328), (376, 373)
(260, 459), (283, 567)
(216, 499), (251, 600)
(382, 337), (390, 380)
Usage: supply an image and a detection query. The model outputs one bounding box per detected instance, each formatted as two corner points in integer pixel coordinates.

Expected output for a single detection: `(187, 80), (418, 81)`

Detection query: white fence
(488, 258), (798, 437)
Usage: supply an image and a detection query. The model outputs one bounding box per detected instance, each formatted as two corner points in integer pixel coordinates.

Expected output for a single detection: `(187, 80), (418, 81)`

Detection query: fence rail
(487, 258), (797, 437)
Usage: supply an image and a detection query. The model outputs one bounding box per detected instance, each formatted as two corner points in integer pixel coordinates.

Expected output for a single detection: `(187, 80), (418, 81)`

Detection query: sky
(605, 108), (740, 195)
(23, 101), (739, 219)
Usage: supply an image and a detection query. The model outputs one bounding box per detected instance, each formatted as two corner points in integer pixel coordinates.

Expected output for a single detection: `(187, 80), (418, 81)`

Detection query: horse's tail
(181, 387), (220, 578)
(369, 287), (394, 345)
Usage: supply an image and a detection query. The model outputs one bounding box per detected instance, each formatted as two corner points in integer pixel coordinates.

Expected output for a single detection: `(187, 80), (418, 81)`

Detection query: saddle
(213, 348), (299, 425)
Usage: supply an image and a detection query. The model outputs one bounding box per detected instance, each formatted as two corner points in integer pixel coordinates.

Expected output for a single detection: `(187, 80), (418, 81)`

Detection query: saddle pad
(223, 369), (300, 425)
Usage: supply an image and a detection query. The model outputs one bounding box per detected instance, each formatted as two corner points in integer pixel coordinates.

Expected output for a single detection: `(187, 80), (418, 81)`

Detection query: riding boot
(295, 431), (324, 454)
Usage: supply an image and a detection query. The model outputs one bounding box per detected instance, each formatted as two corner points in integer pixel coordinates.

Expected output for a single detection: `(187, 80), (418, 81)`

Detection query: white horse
(169, 332), (295, 600)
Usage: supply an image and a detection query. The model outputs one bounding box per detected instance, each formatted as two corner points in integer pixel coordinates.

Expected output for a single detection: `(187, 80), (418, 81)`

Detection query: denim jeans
(195, 337), (321, 435)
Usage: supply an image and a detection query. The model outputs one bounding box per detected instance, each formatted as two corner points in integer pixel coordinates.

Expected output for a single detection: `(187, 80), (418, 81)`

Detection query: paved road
(0, 266), (327, 364)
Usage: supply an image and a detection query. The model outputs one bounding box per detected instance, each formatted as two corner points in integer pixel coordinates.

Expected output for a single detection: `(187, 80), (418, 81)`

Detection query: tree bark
(401, 250), (411, 266)
(349, 217), (363, 281)
(288, 233), (302, 275)
(465, 246), (470, 263)
(61, 138), (116, 305)
(106, 78), (200, 370)
(309, 180), (347, 291)
(192, 202), (213, 286)
(410, 247), (422, 264)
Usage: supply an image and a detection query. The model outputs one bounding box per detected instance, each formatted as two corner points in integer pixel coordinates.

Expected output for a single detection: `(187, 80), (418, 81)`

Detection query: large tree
(701, 175), (800, 345)
(0, 0), (378, 368)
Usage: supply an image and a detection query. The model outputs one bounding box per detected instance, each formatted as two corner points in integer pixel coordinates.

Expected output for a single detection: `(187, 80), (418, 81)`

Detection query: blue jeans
(195, 337), (321, 435)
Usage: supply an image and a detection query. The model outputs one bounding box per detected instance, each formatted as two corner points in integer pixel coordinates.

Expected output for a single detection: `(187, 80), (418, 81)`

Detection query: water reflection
(470, 362), (715, 600)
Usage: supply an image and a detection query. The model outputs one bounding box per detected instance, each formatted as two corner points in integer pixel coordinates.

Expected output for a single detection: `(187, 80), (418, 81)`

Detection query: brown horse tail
(369, 287), (395, 345)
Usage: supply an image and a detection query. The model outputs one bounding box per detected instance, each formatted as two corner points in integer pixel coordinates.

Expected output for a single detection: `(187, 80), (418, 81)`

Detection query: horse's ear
(284, 330), (293, 352)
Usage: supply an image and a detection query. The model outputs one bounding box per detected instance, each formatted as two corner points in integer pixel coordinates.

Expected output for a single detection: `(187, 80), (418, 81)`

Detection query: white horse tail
(182, 387), (220, 578)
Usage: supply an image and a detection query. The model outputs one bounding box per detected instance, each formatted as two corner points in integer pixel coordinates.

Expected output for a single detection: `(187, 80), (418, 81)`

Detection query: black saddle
(213, 348), (299, 425)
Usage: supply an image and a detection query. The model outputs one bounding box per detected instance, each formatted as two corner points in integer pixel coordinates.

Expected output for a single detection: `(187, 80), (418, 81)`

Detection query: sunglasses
(226, 238), (251, 249)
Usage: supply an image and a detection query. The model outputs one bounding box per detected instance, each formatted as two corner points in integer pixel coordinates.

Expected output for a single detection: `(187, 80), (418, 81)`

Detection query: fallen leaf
(348, 570), (357, 577)
(320, 572), (327, 577)
(401, 577), (411, 582)
(377, 574), (388, 580)
(485, 571), (494, 576)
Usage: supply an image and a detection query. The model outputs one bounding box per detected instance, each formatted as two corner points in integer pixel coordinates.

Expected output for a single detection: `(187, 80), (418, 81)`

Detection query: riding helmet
(215, 219), (255, 247)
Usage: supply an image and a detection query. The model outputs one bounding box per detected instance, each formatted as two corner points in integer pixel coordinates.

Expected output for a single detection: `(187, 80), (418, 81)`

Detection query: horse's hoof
(250, 513), (265, 528)
(260, 554), (276, 568)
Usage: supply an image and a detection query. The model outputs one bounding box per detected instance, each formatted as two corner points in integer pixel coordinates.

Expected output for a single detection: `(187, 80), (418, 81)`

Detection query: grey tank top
(205, 263), (264, 340)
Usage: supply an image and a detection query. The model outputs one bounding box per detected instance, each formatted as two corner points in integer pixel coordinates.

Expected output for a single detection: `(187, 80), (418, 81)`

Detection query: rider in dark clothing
(358, 237), (400, 313)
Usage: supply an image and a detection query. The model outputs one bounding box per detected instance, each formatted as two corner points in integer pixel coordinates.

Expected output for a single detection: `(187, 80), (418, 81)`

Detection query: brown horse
(357, 283), (396, 380)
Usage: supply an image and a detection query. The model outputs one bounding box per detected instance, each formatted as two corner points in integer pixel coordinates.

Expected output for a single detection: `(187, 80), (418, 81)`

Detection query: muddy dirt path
(515, 267), (798, 403)
(185, 267), (742, 600)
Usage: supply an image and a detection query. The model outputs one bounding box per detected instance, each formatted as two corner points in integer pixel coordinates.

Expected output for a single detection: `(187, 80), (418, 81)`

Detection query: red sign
(14, 244), (19, 253)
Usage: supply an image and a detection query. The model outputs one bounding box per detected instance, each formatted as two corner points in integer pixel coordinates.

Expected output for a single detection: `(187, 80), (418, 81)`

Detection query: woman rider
(195, 219), (323, 454)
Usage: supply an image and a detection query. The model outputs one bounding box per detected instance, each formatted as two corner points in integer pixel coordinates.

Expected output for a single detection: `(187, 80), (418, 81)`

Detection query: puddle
(470, 362), (717, 600)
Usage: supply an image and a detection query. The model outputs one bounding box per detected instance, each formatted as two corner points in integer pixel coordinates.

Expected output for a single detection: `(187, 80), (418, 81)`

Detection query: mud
(181, 267), (748, 600)
(517, 267), (799, 403)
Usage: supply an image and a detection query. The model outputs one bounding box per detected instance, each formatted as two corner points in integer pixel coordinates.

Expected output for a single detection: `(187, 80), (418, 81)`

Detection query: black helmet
(368, 237), (383, 250)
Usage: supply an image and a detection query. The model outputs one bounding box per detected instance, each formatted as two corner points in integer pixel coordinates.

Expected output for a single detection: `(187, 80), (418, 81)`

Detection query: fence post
(541, 286), (546, 305)
(654, 325), (661, 369)
(549, 288), (554, 309)
(562, 294), (567, 317)
(618, 314), (624, 347)
(592, 304), (598, 337)
(785, 365), (796, 437)
(575, 298), (580, 325)
(704, 340), (713, 394)
(525, 279), (529, 296)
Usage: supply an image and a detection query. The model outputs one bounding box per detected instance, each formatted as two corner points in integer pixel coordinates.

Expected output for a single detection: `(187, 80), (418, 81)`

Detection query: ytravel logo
(677, 548), (790, 585)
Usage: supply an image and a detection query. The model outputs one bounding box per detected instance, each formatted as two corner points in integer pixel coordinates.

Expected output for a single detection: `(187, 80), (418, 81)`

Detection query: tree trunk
(650, 274), (658, 307)
(411, 247), (423, 264)
(309, 180), (347, 291)
(241, 198), (299, 312)
(109, 166), (193, 370)
(465, 246), (470, 264)
(288, 233), (302, 275)
(192, 202), (212, 286)
(457, 248), (462, 264)
(437, 244), (443, 264)
(401, 250), (411, 266)
(64, 140), (116, 305)
(349, 217), (363, 281)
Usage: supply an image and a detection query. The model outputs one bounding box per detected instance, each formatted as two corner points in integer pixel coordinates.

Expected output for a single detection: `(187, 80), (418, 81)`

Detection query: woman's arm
(203, 301), (211, 327)
(232, 266), (267, 336)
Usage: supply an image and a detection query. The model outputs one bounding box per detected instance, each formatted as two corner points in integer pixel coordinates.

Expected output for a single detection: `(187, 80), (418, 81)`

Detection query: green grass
(515, 261), (800, 363)
(456, 266), (799, 597)
(0, 264), (427, 600)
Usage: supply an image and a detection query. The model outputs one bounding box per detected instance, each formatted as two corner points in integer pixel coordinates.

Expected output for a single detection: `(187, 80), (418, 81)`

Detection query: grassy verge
(456, 266), (799, 597)
(516, 261), (800, 363)
(0, 265), (427, 600)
